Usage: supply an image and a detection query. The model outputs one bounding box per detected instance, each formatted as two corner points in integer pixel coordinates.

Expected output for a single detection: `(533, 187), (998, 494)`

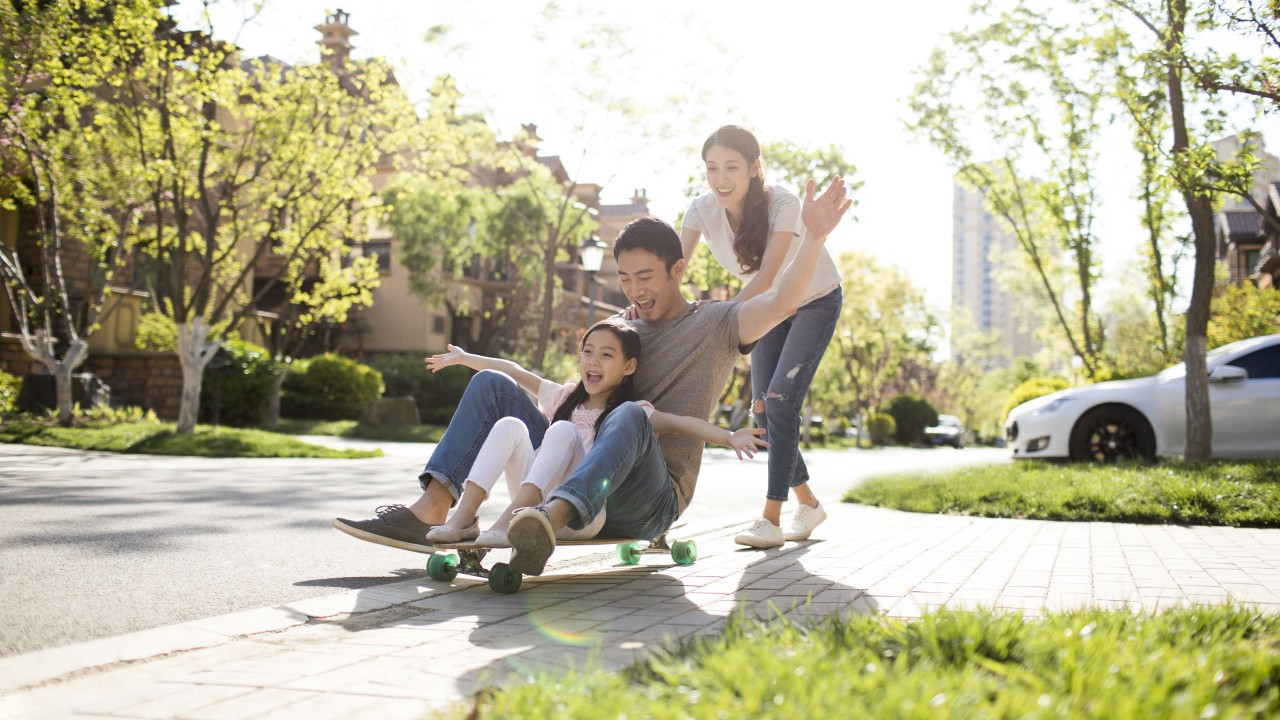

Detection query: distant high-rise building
(951, 178), (1041, 364)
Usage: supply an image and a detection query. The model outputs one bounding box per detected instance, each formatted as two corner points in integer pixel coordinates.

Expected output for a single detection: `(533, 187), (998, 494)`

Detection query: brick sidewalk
(3, 503), (1278, 719)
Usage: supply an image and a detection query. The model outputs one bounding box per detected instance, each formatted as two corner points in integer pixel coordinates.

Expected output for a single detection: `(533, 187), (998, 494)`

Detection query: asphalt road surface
(0, 438), (1007, 657)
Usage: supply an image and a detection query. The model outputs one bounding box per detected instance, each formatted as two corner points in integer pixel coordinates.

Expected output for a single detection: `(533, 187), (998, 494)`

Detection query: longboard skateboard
(423, 526), (695, 594)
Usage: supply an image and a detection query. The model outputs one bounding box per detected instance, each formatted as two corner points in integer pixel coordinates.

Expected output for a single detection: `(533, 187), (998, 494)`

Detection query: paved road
(0, 439), (1007, 657)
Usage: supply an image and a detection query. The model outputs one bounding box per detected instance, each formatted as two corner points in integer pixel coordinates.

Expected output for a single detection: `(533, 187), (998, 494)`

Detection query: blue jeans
(419, 370), (549, 500)
(751, 286), (842, 502)
(420, 372), (678, 541)
(548, 402), (678, 541)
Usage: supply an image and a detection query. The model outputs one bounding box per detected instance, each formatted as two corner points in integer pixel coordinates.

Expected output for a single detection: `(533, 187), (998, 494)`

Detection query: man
(333, 177), (850, 575)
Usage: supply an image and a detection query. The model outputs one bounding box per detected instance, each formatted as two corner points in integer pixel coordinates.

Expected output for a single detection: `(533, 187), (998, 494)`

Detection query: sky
(170, 0), (1280, 320)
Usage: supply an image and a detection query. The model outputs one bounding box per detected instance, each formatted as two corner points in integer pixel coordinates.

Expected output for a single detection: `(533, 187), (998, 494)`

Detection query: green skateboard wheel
(426, 553), (459, 582)
(616, 541), (642, 565)
(671, 540), (698, 565)
(489, 562), (522, 594)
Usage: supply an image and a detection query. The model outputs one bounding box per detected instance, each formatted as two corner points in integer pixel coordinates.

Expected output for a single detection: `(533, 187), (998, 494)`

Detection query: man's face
(616, 248), (686, 321)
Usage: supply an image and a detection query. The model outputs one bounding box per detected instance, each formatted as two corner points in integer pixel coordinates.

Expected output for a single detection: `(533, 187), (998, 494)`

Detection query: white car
(1004, 334), (1280, 462)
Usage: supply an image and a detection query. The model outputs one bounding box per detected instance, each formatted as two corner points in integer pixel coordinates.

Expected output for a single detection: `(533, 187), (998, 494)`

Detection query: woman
(682, 125), (843, 548)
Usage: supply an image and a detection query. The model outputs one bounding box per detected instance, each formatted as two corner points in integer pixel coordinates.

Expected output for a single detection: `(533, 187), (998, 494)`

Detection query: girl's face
(704, 144), (760, 211)
(579, 329), (637, 399)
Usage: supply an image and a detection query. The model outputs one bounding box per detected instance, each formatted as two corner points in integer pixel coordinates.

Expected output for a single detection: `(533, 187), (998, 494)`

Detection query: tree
(909, 3), (1110, 379)
(809, 251), (938, 425)
(105, 20), (415, 433)
(1208, 281), (1280, 348)
(0, 0), (155, 425)
(1103, 0), (1256, 462)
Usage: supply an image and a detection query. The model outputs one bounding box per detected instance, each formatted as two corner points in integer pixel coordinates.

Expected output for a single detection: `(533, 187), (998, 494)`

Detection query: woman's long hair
(703, 125), (769, 275)
(551, 318), (642, 436)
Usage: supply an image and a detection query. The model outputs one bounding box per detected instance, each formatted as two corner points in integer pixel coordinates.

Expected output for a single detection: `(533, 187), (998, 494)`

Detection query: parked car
(925, 414), (966, 449)
(1004, 334), (1280, 462)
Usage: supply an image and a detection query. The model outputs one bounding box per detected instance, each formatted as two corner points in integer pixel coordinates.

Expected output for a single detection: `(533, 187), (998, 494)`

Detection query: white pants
(464, 417), (605, 540)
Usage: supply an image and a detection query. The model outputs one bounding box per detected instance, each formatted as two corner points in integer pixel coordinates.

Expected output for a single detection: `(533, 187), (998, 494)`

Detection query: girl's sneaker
(734, 517), (784, 548)
(784, 502), (827, 541)
(425, 519), (479, 544)
(475, 529), (511, 548)
(508, 507), (556, 575)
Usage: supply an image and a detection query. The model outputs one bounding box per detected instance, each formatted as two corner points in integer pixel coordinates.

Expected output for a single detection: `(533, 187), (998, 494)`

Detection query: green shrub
(1002, 376), (1071, 421)
(364, 352), (470, 424)
(0, 369), (21, 416)
(133, 312), (177, 351)
(200, 339), (280, 427)
(281, 353), (383, 421)
(865, 412), (895, 446)
(885, 394), (938, 445)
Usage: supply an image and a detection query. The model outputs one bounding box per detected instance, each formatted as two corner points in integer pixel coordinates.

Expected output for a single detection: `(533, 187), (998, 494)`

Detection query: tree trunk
(532, 226), (558, 371)
(175, 318), (219, 435)
(265, 365), (288, 428)
(1165, 0), (1213, 464)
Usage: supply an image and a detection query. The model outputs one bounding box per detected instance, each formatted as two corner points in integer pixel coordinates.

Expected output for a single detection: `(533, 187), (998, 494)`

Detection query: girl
(682, 125), (844, 549)
(422, 317), (768, 547)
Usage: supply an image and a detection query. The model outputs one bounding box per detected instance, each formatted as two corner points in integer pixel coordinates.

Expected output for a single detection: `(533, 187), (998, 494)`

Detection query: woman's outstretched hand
(728, 427), (770, 460)
(801, 176), (852, 241)
(424, 344), (469, 373)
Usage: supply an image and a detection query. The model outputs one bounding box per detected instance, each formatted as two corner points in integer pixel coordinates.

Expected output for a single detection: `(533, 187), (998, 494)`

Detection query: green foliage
(1003, 376), (1071, 421)
(80, 404), (157, 424)
(463, 606), (1280, 719)
(0, 369), (20, 416)
(0, 419), (378, 458)
(865, 412), (896, 446)
(760, 140), (863, 213)
(281, 354), (384, 421)
(199, 339), (280, 427)
(133, 312), (177, 351)
(845, 460), (1280, 527)
(1209, 282), (1280, 349)
(810, 251), (939, 424)
(363, 353), (470, 424)
(884, 394), (939, 445)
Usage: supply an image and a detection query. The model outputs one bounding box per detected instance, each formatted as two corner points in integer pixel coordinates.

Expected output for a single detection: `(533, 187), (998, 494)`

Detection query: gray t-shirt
(631, 299), (746, 513)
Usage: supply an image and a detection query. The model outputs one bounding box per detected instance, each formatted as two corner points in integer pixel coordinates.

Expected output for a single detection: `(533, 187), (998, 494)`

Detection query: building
(1213, 134), (1280, 287)
(951, 178), (1041, 364)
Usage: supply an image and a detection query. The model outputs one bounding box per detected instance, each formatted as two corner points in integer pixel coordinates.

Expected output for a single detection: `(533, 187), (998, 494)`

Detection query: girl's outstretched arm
(425, 344), (545, 395)
(649, 410), (770, 460)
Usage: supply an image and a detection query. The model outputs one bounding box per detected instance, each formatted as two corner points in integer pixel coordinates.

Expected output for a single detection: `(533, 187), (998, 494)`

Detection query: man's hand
(424, 344), (469, 373)
(802, 176), (852, 241)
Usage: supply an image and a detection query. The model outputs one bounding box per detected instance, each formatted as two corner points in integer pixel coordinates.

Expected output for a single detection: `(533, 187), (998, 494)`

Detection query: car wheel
(1068, 405), (1156, 463)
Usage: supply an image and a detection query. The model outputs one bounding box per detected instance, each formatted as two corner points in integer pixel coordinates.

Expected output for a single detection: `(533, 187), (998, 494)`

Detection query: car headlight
(1035, 397), (1075, 415)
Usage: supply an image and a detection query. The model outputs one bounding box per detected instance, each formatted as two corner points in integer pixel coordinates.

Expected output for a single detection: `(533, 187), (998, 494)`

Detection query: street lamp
(580, 235), (607, 326)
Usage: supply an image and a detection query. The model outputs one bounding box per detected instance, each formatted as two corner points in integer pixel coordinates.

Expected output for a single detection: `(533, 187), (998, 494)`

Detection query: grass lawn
(457, 606), (1280, 719)
(273, 418), (446, 443)
(844, 460), (1280, 527)
(0, 419), (380, 458)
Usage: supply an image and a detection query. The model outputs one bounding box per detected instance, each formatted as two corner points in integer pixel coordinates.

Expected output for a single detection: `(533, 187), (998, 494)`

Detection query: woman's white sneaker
(734, 517), (784, 548)
(784, 502), (827, 541)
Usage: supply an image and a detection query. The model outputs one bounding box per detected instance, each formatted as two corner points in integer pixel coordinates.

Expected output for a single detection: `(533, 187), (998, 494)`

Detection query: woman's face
(704, 144), (759, 211)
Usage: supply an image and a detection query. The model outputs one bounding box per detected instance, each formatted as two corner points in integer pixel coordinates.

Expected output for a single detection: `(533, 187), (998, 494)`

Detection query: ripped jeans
(751, 286), (842, 502)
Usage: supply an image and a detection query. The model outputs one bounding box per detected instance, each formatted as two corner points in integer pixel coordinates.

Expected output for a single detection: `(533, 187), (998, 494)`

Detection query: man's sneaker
(332, 505), (435, 553)
(507, 507), (556, 576)
(734, 517), (784, 549)
(784, 502), (827, 541)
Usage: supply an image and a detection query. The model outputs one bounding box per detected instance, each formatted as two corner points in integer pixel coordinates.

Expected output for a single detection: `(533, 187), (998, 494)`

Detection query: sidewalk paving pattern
(2, 502), (1279, 719)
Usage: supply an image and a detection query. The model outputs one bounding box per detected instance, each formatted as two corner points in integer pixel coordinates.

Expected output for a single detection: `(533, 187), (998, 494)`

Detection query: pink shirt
(536, 379), (655, 452)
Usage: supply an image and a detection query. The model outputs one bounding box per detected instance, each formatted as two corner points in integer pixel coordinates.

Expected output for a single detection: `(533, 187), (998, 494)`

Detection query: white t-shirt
(682, 184), (841, 306)
(536, 379), (656, 453)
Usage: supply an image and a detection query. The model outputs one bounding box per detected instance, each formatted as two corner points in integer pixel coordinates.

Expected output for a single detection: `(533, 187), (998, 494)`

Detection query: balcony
(1254, 238), (1280, 278)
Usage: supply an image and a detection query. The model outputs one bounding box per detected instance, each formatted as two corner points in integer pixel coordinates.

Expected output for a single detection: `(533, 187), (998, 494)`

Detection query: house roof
(599, 202), (648, 217)
(1219, 209), (1266, 241)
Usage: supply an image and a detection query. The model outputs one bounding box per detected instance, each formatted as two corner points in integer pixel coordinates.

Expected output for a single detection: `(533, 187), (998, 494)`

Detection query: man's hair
(613, 216), (684, 272)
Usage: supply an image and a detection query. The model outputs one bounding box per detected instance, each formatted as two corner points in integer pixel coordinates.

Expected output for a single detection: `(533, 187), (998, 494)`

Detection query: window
(432, 315), (446, 335)
(364, 241), (391, 273)
(1245, 248), (1262, 275)
(1227, 344), (1280, 380)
